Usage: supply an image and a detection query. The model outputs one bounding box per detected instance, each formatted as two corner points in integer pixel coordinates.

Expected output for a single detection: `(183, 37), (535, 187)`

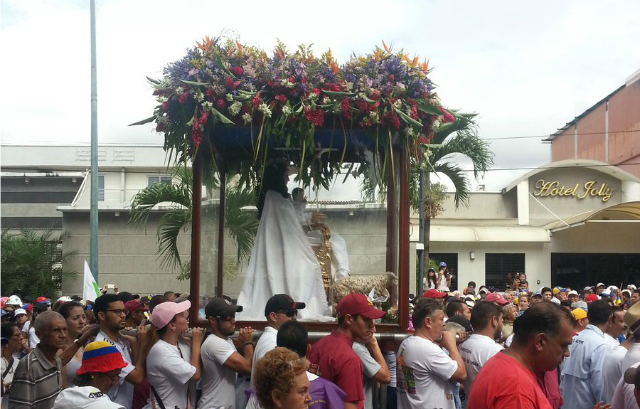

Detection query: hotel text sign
(533, 179), (614, 202)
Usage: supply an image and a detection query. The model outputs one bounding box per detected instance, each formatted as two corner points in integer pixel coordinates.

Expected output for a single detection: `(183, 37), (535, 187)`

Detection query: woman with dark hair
(237, 159), (331, 321)
(52, 341), (126, 408)
(2, 323), (21, 408)
(423, 268), (437, 291)
(58, 301), (89, 386)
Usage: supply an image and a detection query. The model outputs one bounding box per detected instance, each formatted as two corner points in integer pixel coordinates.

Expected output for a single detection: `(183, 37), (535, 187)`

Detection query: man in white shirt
(353, 334), (391, 409)
(251, 294), (306, 384)
(603, 334), (633, 403)
(458, 301), (503, 407)
(94, 294), (148, 409)
(199, 297), (254, 409)
(604, 306), (625, 348)
(397, 298), (466, 409)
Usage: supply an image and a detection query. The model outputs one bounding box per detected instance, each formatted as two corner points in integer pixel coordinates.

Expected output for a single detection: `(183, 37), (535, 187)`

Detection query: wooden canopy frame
(188, 128), (411, 332)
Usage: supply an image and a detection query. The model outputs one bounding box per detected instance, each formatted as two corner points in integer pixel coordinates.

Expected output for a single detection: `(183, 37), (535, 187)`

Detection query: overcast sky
(2, 0), (640, 194)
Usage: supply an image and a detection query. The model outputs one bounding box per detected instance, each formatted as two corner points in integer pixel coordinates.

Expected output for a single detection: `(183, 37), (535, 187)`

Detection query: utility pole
(89, 0), (99, 281)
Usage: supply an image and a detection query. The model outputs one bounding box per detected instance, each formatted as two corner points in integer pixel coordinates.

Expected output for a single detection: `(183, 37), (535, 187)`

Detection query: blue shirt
(561, 325), (611, 409)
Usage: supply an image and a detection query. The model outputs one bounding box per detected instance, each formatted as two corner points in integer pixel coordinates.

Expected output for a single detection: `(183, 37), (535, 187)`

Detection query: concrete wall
(550, 222), (640, 253)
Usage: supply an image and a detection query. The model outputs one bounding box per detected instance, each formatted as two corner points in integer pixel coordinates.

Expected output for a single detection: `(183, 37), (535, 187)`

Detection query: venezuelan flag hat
(76, 341), (127, 375)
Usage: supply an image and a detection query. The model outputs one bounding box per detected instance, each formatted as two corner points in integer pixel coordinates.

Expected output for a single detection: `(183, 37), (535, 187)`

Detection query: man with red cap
(307, 293), (386, 409)
(423, 289), (448, 305)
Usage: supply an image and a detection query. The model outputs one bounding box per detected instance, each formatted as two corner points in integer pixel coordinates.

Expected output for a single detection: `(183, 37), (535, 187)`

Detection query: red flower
(388, 74), (395, 82)
(370, 89), (381, 100)
(156, 122), (166, 132)
(231, 66), (244, 77)
(341, 97), (351, 119)
(438, 107), (455, 123)
(311, 88), (321, 96)
(312, 109), (324, 127)
(275, 94), (287, 103)
(356, 99), (368, 112)
(205, 88), (214, 100)
(199, 110), (209, 126)
(216, 99), (226, 109)
(178, 93), (189, 104)
(252, 92), (261, 107)
(323, 83), (340, 92)
(288, 77), (295, 83)
(225, 76), (239, 90)
(161, 102), (168, 112)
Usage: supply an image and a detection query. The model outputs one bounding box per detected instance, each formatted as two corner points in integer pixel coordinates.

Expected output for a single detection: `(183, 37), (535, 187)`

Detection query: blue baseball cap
(439, 262), (447, 268)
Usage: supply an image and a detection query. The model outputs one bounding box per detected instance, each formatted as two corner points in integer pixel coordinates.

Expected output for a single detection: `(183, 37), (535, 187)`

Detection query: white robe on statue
(237, 190), (332, 321)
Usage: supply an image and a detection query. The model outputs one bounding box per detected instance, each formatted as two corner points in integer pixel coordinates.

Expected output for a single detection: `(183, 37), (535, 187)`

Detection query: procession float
(134, 36), (474, 334)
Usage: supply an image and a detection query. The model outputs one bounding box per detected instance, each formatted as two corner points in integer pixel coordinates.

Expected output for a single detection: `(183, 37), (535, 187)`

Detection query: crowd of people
(3, 278), (640, 409)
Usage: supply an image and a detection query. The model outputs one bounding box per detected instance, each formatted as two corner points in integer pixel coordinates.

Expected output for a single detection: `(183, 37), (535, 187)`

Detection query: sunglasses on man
(277, 309), (297, 317)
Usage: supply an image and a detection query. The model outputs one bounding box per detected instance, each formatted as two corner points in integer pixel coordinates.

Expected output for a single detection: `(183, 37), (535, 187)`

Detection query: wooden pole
(216, 169), (226, 297)
(189, 153), (202, 325)
(398, 146), (410, 330)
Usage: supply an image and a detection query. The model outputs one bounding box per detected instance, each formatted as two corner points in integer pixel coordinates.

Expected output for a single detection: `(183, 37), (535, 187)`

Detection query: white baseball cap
(6, 295), (22, 306)
(13, 308), (27, 316)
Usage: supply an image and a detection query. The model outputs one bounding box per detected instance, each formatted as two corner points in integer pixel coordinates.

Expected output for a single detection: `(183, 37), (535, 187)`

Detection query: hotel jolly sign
(533, 179), (614, 202)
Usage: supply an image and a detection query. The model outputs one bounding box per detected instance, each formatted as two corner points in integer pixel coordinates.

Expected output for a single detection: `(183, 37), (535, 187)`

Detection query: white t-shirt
(353, 342), (382, 409)
(611, 362), (640, 409)
(251, 326), (277, 384)
(199, 334), (237, 409)
(2, 356), (20, 409)
(143, 339), (195, 409)
(28, 326), (40, 349)
(458, 334), (503, 405)
(95, 331), (135, 409)
(52, 386), (125, 409)
(397, 336), (458, 409)
(602, 343), (628, 403)
(605, 333), (620, 348)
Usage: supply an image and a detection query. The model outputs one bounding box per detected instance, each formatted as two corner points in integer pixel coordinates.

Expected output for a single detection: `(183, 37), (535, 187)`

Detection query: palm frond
(432, 129), (494, 179)
(225, 186), (259, 263)
(433, 162), (471, 208)
(156, 209), (191, 269)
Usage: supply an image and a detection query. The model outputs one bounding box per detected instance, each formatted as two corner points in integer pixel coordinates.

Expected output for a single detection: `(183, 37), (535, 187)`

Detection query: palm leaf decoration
(129, 164), (258, 278)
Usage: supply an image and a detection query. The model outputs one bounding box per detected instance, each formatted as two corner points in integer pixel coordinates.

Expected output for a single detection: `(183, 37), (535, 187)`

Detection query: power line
(484, 129), (640, 141)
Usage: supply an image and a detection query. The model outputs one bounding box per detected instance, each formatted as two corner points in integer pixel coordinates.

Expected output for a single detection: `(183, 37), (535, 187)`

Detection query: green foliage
(129, 165), (258, 280)
(1, 228), (77, 298)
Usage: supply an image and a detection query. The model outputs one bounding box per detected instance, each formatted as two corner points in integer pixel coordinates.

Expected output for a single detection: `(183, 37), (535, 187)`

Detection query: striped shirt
(8, 345), (62, 409)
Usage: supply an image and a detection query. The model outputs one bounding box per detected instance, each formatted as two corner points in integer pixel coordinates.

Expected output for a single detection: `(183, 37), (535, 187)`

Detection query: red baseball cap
(423, 289), (447, 299)
(585, 294), (599, 303)
(336, 293), (385, 319)
(485, 293), (509, 305)
(36, 297), (47, 303)
(124, 300), (148, 314)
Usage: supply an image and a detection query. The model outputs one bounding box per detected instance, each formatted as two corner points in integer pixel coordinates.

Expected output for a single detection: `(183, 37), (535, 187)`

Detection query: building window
(98, 175), (105, 202)
(147, 175), (172, 187)
(429, 253), (459, 291)
(485, 253), (525, 291)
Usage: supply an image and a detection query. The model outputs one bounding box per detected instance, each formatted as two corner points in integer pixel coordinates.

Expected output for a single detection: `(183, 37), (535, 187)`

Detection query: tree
(1, 228), (77, 298)
(129, 165), (258, 280)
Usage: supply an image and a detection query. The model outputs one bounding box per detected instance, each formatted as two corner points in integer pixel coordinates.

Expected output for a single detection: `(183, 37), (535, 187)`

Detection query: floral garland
(136, 37), (455, 185)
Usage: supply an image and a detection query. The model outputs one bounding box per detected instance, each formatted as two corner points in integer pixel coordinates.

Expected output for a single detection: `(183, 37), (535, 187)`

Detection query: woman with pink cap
(142, 300), (204, 409)
(52, 340), (127, 408)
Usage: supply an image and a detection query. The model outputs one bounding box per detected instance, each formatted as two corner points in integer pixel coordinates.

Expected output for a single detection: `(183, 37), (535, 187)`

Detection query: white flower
(282, 105), (292, 116)
(259, 103), (272, 118)
(322, 97), (331, 104)
(308, 92), (318, 101)
(175, 87), (184, 95)
(281, 78), (295, 88)
(345, 82), (353, 91)
(156, 96), (168, 103)
(202, 101), (213, 110)
(432, 118), (442, 129)
(368, 111), (379, 123)
(226, 93), (234, 102)
(242, 113), (253, 124)
(404, 126), (415, 137)
(195, 91), (204, 102)
(229, 101), (242, 116)
(393, 99), (402, 109)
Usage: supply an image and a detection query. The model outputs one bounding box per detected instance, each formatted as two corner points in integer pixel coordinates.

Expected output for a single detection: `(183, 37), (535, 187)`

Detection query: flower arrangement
(134, 37), (455, 187)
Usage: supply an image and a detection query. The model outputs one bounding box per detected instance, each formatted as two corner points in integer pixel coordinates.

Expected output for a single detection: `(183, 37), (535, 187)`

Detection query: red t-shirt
(307, 331), (364, 409)
(468, 352), (552, 409)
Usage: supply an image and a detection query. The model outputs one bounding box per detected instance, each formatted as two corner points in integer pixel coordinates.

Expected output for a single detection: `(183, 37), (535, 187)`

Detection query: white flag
(83, 261), (100, 302)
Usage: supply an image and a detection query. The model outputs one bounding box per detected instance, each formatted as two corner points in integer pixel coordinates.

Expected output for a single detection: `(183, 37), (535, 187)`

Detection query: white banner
(83, 261), (100, 302)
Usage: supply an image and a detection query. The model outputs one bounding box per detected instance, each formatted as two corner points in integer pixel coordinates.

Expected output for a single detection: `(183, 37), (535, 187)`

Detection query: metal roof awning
(545, 201), (640, 232)
(424, 225), (551, 243)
